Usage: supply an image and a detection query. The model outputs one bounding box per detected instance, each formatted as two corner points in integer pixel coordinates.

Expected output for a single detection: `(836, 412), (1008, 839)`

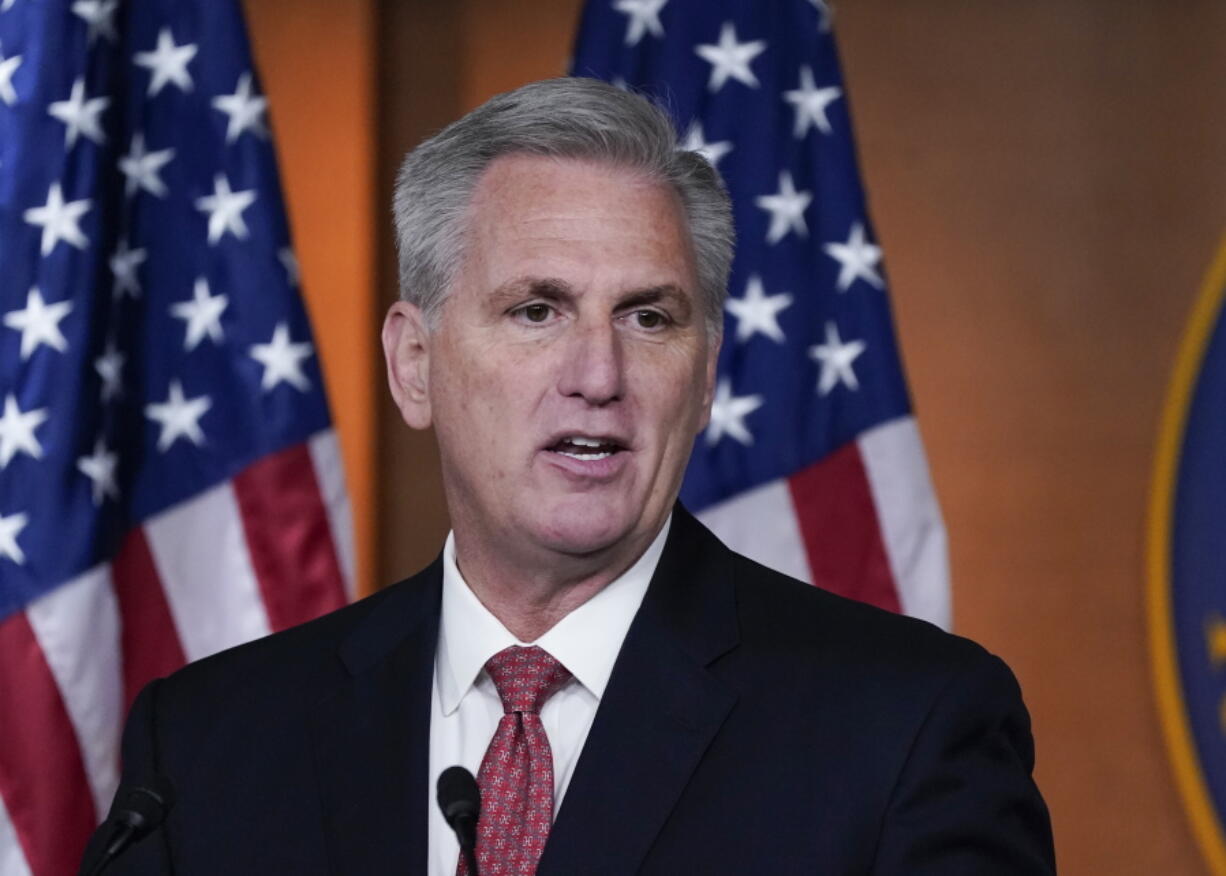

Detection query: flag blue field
(0, 2), (353, 872)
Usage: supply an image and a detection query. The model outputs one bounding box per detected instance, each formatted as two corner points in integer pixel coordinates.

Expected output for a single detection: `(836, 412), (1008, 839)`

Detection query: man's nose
(556, 319), (624, 406)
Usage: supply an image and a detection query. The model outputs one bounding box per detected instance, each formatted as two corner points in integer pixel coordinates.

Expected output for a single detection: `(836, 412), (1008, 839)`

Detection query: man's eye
(516, 303), (553, 323)
(634, 310), (666, 329)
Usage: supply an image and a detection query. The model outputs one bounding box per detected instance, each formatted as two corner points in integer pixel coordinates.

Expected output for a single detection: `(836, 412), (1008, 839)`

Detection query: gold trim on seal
(1148, 232), (1226, 875)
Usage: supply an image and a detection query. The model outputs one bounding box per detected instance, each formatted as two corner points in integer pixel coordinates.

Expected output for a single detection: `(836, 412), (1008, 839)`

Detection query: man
(86, 78), (1054, 874)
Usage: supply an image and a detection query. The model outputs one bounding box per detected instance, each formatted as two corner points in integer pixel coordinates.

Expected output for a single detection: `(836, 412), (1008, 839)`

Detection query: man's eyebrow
(489, 277), (574, 303)
(619, 285), (693, 318)
(488, 278), (695, 319)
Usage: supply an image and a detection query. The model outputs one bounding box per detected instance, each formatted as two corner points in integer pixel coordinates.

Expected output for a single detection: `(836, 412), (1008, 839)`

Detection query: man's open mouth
(548, 436), (625, 462)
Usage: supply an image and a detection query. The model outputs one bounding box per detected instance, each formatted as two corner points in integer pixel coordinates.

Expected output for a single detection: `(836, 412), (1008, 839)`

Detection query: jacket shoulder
(154, 561), (440, 713)
(726, 547), (994, 685)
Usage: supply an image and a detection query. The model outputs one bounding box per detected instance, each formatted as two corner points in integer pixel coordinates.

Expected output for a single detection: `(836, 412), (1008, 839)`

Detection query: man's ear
(382, 300), (433, 429)
(696, 330), (722, 433)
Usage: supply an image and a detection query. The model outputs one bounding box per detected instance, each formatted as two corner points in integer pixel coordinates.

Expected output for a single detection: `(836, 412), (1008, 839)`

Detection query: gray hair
(392, 77), (734, 334)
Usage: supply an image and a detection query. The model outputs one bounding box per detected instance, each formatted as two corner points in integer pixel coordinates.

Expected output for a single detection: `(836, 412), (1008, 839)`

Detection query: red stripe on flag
(233, 443), (347, 632)
(113, 528), (188, 710)
(0, 610), (98, 874)
(788, 442), (902, 613)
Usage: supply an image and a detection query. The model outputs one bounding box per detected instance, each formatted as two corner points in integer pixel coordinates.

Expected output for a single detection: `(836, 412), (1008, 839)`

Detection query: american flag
(572, 0), (948, 625)
(0, 1), (354, 873)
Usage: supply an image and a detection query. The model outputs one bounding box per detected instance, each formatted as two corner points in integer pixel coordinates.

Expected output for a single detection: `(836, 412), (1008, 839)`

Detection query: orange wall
(832, 4), (1226, 871)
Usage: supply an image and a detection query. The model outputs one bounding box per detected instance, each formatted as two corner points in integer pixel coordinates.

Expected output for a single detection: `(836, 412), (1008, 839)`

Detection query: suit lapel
(309, 560), (442, 876)
(538, 508), (740, 876)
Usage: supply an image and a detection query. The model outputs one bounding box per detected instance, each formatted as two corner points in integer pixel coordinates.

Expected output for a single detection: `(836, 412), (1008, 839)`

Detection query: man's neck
(450, 529), (657, 642)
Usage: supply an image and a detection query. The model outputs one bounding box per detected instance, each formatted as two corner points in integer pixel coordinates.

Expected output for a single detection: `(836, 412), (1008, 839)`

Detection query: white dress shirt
(427, 518), (669, 876)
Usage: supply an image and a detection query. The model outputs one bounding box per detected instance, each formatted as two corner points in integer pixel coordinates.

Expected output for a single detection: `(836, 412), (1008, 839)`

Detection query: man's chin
(531, 502), (642, 560)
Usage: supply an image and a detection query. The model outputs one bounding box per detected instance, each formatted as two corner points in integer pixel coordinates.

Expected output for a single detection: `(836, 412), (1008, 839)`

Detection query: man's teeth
(558, 450), (613, 461)
(553, 436), (619, 460)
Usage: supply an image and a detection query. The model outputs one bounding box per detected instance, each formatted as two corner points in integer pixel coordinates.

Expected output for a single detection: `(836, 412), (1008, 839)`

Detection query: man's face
(386, 154), (718, 570)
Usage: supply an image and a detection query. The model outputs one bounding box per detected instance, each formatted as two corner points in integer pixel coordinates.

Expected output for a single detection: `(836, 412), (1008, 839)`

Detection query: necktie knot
(484, 645), (571, 715)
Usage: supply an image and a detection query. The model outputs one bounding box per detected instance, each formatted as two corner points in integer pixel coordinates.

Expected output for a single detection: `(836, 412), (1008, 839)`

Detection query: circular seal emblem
(1150, 234), (1226, 874)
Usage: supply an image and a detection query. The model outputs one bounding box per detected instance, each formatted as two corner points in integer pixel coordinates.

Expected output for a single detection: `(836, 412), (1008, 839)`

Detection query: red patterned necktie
(459, 645), (572, 876)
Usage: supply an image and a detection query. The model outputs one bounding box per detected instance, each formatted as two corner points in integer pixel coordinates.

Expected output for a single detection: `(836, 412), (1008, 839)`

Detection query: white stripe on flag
(145, 481), (272, 661)
(310, 429), (356, 599)
(0, 792), (33, 876)
(696, 477), (812, 583)
(24, 565), (122, 821)
(858, 416), (950, 630)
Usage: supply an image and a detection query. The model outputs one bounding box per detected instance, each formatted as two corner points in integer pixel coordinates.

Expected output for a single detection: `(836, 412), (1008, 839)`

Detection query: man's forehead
(441, 152), (702, 319)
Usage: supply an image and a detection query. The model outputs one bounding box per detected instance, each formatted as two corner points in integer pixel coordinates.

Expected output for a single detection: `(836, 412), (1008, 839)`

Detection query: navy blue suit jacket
(86, 506), (1055, 874)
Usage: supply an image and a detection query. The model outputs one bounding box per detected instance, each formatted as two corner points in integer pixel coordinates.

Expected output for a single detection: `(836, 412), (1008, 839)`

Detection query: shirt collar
(435, 516), (670, 716)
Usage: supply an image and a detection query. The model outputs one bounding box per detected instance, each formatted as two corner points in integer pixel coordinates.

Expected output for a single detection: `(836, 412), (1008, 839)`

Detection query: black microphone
(82, 777), (174, 876)
(437, 765), (481, 876)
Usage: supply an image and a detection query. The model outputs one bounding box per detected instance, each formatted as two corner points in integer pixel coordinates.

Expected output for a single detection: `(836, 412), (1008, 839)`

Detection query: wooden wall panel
(373, 0), (586, 584)
(371, 1), (466, 589)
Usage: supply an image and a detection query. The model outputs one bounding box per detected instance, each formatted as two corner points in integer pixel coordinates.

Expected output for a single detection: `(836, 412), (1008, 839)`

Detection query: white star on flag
(784, 66), (841, 138)
(0, 43), (21, 106)
(133, 27), (198, 96)
(0, 394), (49, 468)
(808, 0), (833, 32)
(278, 247), (300, 286)
(94, 341), (124, 401)
(77, 438), (119, 505)
(726, 275), (792, 343)
(695, 21), (767, 92)
(170, 277), (228, 351)
(613, 0), (667, 46)
(680, 120), (732, 169)
(250, 323), (314, 391)
(810, 321), (867, 395)
(0, 0), (14, 13)
(0, 511), (29, 565)
(706, 377), (764, 446)
(823, 221), (884, 291)
(71, 0), (119, 44)
(755, 171), (811, 244)
(48, 77), (111, 148)
(145, 380), (212, 451)
(195, 173), (257, 244)
(110, 239), (147, 299)
(23, 181), (92, 256)
(4, 287), (73, 359)
(119, 133), (174, 198)
(212, 71), (268, 143)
